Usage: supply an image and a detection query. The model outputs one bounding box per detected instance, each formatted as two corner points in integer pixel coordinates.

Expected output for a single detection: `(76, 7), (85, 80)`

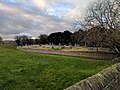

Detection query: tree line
(14, 30), (72, 46)
(15, 26), (120, 51)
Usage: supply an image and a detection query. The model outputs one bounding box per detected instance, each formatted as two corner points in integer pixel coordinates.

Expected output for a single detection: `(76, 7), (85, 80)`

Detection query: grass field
(0, 45), (116, 90)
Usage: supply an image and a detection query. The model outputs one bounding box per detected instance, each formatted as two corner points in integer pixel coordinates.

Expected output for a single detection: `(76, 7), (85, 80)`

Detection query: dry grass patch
(18, 45), (110, 52)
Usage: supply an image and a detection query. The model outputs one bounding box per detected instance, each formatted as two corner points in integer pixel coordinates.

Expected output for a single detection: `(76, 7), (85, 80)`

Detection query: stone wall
(65, 63), (120, 90)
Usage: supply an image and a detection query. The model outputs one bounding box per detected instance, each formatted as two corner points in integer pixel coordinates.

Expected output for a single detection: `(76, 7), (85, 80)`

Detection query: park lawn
(0, 45), (116, 90)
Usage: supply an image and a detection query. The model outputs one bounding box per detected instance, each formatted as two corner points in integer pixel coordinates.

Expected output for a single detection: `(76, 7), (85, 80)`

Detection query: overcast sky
(0, 0), (93, 40)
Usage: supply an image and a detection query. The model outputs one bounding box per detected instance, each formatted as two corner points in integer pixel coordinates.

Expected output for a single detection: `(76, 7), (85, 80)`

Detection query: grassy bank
(0, 45), (115, 90)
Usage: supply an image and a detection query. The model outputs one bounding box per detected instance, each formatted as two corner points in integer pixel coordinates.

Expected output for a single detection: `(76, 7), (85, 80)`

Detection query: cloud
(0, 0), (93, 40)
(32, 0), (46, 9)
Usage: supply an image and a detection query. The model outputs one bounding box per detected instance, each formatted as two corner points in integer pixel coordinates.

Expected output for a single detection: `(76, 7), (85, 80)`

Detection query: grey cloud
(0, 9), (45, 35)
(0, 0), (92, 40)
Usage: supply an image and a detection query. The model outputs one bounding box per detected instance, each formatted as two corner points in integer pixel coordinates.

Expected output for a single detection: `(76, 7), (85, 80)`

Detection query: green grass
(0, 45), (116, 90)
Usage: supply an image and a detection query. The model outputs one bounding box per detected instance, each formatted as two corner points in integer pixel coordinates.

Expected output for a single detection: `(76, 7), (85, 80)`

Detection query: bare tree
(14, 35), (28, 46)
(85, 0), (120, 30)
(84, 26), (109, 51)
(82, 0), (120, 54)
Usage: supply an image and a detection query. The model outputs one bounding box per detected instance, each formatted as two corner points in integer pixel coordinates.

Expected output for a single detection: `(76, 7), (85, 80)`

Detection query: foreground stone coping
(65, 63), (120, 90)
